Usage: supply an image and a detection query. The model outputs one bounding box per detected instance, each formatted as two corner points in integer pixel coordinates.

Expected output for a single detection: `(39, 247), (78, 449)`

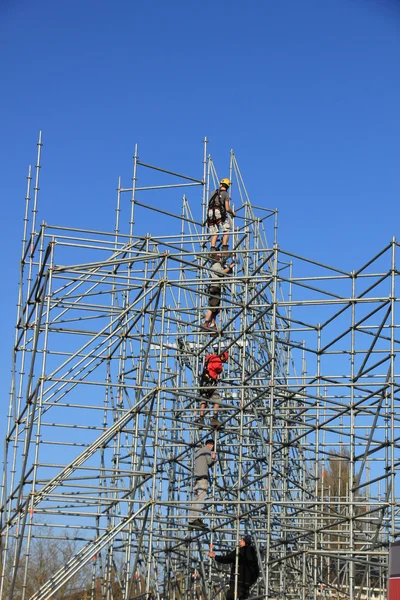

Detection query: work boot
(210, 417), (223, 428)
(200, 323), (218, 335)
(208, 246), (217, 259)
(221, 244), (233, 259)
(189, 518), (208, 529)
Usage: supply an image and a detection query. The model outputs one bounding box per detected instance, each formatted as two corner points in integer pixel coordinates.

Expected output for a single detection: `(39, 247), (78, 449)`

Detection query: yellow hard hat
(220, 178), (231, 188)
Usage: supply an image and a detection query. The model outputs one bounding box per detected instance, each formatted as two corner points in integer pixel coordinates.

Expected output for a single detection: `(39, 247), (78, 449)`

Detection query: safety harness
(207, 189), (227, 226)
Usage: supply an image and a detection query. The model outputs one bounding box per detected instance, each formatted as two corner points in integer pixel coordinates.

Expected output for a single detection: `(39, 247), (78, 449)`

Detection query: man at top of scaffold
(206, 178), (235, 256)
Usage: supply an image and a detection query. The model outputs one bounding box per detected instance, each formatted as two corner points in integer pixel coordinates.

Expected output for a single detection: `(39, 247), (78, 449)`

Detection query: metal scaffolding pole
(0, 139), (398, 600)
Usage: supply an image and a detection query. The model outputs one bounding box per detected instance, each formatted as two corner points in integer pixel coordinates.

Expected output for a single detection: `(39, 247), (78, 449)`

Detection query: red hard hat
(220, 351), (229, 362)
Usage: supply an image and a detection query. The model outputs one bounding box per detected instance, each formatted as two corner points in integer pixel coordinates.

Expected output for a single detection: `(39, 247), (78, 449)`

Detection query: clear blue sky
(0, 0), (399, 444)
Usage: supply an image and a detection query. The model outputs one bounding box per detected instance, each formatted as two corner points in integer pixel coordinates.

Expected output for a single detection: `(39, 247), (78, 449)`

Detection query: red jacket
(204, 352), (228, 380)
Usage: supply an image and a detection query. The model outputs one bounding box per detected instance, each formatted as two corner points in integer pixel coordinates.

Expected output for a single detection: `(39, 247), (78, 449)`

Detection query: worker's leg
(205, 292), (217, 324)
(189, 479), (208, 522)
(204, 308), (213, 324)
(199, 401), (207, 417)
(221, 219), (231, 249)
(195, 400), (207, 427)
(210, 390), (221, 417)
(226, 587), (248, 600)
(210, 390), (222, 427)
(208, 292), (221, 328)
(208, 223), (219, 250)
(210, 391), (223, 428)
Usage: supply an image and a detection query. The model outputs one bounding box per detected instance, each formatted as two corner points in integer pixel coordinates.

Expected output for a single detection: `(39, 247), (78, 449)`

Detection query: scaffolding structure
(0, 136), (399, 600)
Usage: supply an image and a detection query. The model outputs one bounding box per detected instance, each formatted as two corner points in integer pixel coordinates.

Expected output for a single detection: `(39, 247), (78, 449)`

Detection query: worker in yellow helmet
(206, 178), (235, 254)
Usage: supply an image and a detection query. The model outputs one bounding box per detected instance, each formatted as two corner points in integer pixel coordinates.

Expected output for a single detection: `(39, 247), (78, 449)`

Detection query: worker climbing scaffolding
(188, 439), (217, 530)
(209, 535), (260, 600)
(203, 253), (236, 332)
(207, 178), (236, 255)
(196, 350), (229, 428)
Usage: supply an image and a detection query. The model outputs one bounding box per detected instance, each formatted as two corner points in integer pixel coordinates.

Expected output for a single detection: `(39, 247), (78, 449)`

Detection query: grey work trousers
(189, 478), (208, 521)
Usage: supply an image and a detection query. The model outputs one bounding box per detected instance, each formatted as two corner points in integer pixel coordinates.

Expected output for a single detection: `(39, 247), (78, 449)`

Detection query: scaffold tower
(0, 135), (399, 600)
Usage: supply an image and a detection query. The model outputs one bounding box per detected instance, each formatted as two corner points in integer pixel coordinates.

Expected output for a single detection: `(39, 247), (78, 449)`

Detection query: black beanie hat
(243, 535), (253, 546)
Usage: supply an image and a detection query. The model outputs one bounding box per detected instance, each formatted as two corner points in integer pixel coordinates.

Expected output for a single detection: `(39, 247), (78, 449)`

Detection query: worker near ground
(207, 178), (235, 254)
(188, 439), (216, 529)
(197, 350), (229, 428)
(209, 535), (259, 600)
(204, 254), (235, 332)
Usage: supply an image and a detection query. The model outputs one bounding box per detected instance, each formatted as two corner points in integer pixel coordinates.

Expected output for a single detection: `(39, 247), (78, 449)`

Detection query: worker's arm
(222, 262), (235, 275)
(209, 550), (236, 564)
(206, 450), (217, 467)
(225, 198), (235, 217)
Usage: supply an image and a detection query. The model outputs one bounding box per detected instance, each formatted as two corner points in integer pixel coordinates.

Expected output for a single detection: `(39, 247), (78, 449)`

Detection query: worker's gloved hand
(209, 551), (216, 559)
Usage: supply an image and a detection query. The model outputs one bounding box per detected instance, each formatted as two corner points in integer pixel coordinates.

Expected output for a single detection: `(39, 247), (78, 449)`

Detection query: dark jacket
(215, 545), (259, 589)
